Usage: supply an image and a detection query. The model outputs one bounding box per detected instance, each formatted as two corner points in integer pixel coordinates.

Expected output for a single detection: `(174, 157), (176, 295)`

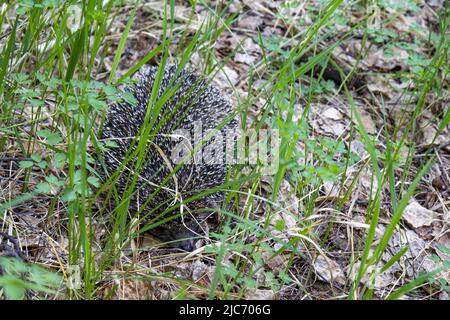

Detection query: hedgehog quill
(101, 65), (238, 251)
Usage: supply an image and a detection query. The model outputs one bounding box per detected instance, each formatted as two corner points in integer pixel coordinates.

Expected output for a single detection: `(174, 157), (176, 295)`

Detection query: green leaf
(275, 219), (285, 231)
(37, 130), (62, 146)
(0, 276), (26, 300)
(37, 161), (47, 169)
(278, 270), (292, 284)
(102, 84), (117, 96)
(443, 260), (450, 269)
(104, 140), (119, 148)
(52, 153), (66, 170)
(121, 91), (138, 106)
(19, 161), (34, 169)
(45, 174), (63, 186)
(30, 99), (45, 108)
(88, 94), (108, 111)
(36, 182), (52, 194)
(243, 277), (257, 288)
(61, 188), (76, 202)
(87, 176), (100, 188)
(386, 269), (441, 300)
(11, 73), (31, 84)
(31, 154), (41, 162)
(437, 245), (450, 255)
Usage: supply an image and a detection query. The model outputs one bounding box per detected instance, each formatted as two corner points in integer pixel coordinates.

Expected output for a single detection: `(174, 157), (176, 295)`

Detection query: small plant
(428, 246), (450, 293)
(0, 257), (62, 299)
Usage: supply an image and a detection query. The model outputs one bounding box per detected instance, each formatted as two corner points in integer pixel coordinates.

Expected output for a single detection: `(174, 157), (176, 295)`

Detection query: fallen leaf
(352, 261), (396, 289)
(237, 13), (263, 30)
(313, 254), (346, 285)
(215, 65), (239, 87)
(235, 52), (257, 65)
(403, 200), (436, 228)
(191, 260), (208, 282)
(323, 107), (343, 120)
(246, 289), (276, 300)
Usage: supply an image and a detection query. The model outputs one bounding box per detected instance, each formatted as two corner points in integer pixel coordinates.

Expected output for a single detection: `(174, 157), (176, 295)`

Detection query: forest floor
(0, 0), (449, 300)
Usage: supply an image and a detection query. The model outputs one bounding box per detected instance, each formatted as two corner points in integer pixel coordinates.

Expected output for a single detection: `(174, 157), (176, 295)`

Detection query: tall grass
(0, 0), (448, 300)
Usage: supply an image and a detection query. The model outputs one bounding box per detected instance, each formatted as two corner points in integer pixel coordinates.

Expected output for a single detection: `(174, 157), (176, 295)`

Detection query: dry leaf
(323, 107), (343, 120)
(215, 65), (239, 87)
(246, 289), (276, 300)
(237, 13), (263, 30)
(313, 255), (346, 285)
(262, 252), (287, 274)
(403, 200), (436, 228)
(235, 52), (257, 65)
(191, 260), (208, 282)
(352, 261), (396, 289)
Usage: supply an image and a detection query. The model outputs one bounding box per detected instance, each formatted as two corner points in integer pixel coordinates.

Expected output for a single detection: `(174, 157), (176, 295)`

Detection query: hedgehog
(101, 64), (237, 251)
